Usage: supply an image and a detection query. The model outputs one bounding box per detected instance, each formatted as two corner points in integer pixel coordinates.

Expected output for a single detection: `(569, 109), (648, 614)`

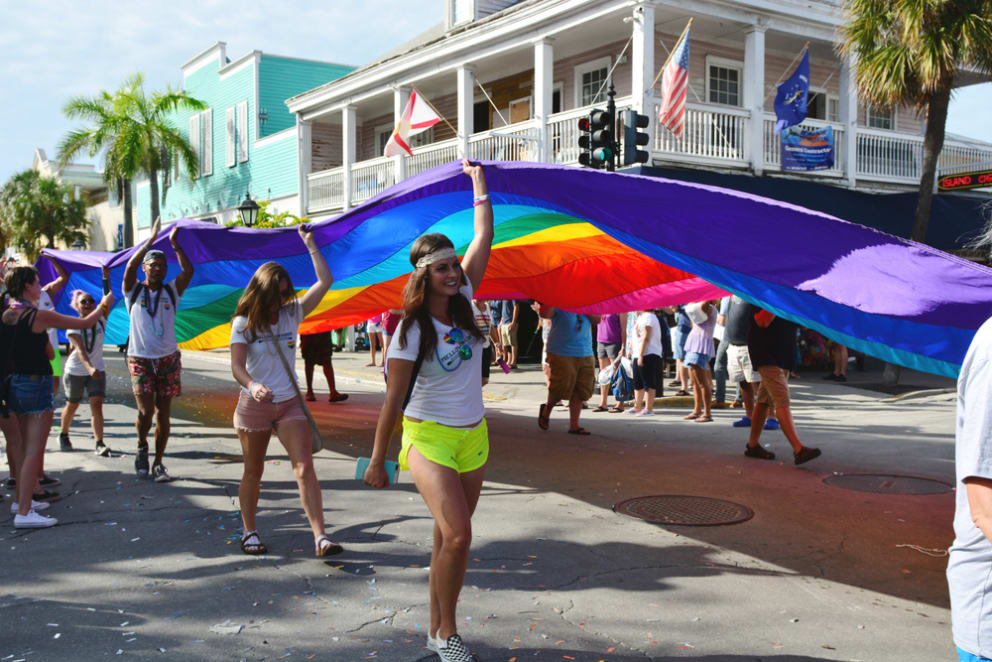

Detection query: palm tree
(0, 170), (88, 260)
(841, 0), (992, 244)
(58, 74), (205, 247)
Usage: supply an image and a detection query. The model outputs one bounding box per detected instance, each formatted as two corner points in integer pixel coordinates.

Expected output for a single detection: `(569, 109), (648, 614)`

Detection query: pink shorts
(233, 390), (307, 432)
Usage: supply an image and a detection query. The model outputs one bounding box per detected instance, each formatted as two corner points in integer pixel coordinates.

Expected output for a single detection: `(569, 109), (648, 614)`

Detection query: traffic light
(622, 109), (650, 166)
(577, 109), (613, 169)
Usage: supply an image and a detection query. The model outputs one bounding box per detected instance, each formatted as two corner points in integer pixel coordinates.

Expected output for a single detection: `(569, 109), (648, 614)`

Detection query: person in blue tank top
(536, 306), (599, 435)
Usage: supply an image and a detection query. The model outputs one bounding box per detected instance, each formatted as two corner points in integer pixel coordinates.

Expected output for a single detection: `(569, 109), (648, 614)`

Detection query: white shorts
(367, 322), (382, 333)
(727, 344), (761, 384)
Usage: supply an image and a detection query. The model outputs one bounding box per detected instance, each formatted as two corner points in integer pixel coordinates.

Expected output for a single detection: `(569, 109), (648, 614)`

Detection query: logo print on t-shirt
(438, 327), (473, 372)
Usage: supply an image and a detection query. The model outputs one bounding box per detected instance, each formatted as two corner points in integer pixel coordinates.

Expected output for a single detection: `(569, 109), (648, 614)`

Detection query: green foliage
(57, 73), (206, 246)
(841, 0), (992, 112)
(225, 200), (310, 229)
(0, 170), (88, 260)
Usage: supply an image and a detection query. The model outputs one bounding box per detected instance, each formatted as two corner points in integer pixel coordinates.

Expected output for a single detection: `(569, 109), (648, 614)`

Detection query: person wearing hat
(121, 217), (194, 482)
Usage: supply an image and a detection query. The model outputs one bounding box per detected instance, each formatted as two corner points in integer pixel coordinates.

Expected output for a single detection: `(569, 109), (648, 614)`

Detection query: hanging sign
(781, 125), (834, 172)
(938, 170), (992, 191)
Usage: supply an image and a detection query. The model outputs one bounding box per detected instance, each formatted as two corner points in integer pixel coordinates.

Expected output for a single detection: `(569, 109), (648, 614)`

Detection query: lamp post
(237, 192), (260, 227)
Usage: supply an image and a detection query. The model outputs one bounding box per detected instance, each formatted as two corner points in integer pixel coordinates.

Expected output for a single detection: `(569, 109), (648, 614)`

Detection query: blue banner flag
(774, 49), (809, 134)
(781, 125), (834, 171)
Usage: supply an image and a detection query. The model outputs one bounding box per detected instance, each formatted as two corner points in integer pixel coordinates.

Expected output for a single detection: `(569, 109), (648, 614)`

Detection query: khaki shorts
(727, 344), (761, 383)
(500, 323), (518, 347)
(547, 354), (595, 403)
(755, 366), (790, 409)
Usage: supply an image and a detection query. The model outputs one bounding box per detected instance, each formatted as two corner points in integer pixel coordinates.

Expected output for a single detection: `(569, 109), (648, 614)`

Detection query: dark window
(474, 101), (490, 133)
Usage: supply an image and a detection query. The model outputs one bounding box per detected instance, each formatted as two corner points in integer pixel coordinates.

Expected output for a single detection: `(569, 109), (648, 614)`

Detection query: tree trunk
(149, 168), (161, 229)
(911, 81), (952, 244)
(122, 177), (134, 248)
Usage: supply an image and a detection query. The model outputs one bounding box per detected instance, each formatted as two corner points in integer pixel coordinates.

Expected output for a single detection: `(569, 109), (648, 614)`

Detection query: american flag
(658, 26), (691, 138)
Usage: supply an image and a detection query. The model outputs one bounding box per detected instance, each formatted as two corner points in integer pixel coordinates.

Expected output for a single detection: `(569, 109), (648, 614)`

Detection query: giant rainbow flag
(36, 161), (992, 378)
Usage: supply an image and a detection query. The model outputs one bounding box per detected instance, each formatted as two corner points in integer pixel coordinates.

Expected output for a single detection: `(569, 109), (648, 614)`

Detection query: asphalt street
(0, 347), (959, 661)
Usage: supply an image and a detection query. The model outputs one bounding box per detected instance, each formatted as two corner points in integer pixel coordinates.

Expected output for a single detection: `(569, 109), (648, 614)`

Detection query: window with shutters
(237, 101), (249, 163)
(226, 107), (236, 167)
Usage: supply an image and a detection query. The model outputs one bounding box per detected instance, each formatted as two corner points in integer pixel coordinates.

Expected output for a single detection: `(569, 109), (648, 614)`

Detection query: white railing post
(533, 38), (554, 163)
(839, 52), (858, 187)
(744, 24), (765, 174)
(297, 118), (312, 216)
(456, 66), (474, 159)
(393, 87), (409, 182)
(631, 2), (656, 153)
(342, 105), (356, 209)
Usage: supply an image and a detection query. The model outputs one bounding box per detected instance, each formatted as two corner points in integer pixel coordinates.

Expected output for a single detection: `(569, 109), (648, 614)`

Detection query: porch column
(533, 38), (554, 162)
(297, 118), (312, 215)
(744, 25), (766, 175)
(342, 105), (357, 209)
(631, 1), (656, 151)
(393, 87), (410, 182)
(456, 65), (475, 159)
(839, 52), (859, 188)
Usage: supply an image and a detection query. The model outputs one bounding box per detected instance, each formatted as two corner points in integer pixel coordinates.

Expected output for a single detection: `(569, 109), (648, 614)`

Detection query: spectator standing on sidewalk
(723, 295), (778, 430)
(4, 265), (112, 528)
(824, 341), (849, 382)
(499, 299), (520, 369)
(60, 280), (113, 457)
(625, 309), (662, 416)
(594, 313), (626, 412)
(537, 307), (599, 435)
(122, 217), (194, 483)
(683, 301), (718, 422)
(743, 309), (820, 464)
(947, 314), (992, 662)
(472, 299), (493, 386)
(669, 305), (692, 396)
(366, 314), (384, 367)
(300, 330), (348, 403)
(712, 296), (733, 409)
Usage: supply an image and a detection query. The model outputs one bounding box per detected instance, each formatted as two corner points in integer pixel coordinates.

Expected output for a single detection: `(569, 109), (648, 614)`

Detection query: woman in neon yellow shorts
(365, 159), (493, 662)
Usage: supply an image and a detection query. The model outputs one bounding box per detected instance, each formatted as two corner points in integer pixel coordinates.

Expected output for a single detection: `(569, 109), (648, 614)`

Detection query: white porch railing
(407, 140), (461, 177)
(469, 121), (541, 162)
(307, 166), (344, 213)
(856, 129), (925, 181)
(351, 156), (396, 204)
(653, 101), (749, 165)
(762, 115), (845, 176)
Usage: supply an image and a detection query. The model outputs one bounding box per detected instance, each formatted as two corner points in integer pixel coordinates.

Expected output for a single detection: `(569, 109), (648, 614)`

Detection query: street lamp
(237, 192), (259, 227)
(71, 238), (86, 250)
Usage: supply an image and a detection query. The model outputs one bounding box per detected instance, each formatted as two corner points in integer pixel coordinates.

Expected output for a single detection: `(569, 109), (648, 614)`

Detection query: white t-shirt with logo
(65, 321), (105, 376)
(387, 284), (484, 427)
(125, 281), (181, 359)
(230, 301), (302, 404)
(633, 312), (663, 358)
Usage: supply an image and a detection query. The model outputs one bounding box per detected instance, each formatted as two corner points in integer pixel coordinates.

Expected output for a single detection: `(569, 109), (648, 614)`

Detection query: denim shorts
(9, 374), (54, 415)
(684, 351), (711, 368)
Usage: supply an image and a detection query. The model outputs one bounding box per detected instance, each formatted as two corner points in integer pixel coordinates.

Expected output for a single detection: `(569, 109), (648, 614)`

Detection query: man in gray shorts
(595, 313), (627, 412)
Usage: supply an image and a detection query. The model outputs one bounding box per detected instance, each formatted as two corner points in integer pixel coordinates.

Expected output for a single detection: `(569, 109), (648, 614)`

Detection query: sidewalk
(0, 348), (959, 661)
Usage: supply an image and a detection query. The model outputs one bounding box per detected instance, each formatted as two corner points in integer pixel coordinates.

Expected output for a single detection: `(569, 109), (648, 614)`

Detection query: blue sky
(1, 1), (989, 184)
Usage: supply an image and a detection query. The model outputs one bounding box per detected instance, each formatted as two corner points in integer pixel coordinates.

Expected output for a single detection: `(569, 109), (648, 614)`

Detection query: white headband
(415, 247), (457, 269)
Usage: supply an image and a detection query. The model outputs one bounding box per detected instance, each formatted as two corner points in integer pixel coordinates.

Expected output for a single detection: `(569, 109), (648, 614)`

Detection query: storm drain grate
(613, 495), (754, 526)
(823, 473), (953, 495)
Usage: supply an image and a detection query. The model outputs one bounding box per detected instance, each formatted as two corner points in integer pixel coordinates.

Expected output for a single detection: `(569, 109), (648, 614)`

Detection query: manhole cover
(823, 473), (953, 495)
(613, 495), (754, 526)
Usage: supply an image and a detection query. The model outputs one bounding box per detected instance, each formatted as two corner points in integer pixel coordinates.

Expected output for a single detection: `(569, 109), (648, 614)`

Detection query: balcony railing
(654, 102), (749, 165)
(307, 101), (992, 214)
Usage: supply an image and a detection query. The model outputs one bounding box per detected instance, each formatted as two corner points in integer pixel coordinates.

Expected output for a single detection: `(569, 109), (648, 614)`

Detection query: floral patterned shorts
(127, 351), (182, 398)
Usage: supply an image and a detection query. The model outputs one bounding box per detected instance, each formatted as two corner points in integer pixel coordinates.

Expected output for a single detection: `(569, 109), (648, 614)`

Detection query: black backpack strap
(164, 282), (177, 308)
(128, 283), (144, 313)
(402, 351), (424, 410)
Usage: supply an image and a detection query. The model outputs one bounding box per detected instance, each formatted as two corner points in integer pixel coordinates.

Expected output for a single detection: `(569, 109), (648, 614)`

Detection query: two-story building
(135, 42), (354, 236)
(285, 0), (992, 244)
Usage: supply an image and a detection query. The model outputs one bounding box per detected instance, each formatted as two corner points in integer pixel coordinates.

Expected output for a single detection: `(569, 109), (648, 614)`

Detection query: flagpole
(650, 17), (693, 90)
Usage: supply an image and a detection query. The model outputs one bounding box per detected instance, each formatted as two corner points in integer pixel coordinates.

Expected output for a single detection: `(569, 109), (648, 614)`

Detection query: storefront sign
(781, 126), (834, 172)
(938, 170), (992, 191)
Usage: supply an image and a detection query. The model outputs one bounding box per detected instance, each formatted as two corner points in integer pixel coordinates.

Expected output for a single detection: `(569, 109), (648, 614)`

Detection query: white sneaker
(14, 510), (58, 528)
(11, 499), (49, 513)
(435, 633), (474, 662)
(426, 632), (439, 652)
